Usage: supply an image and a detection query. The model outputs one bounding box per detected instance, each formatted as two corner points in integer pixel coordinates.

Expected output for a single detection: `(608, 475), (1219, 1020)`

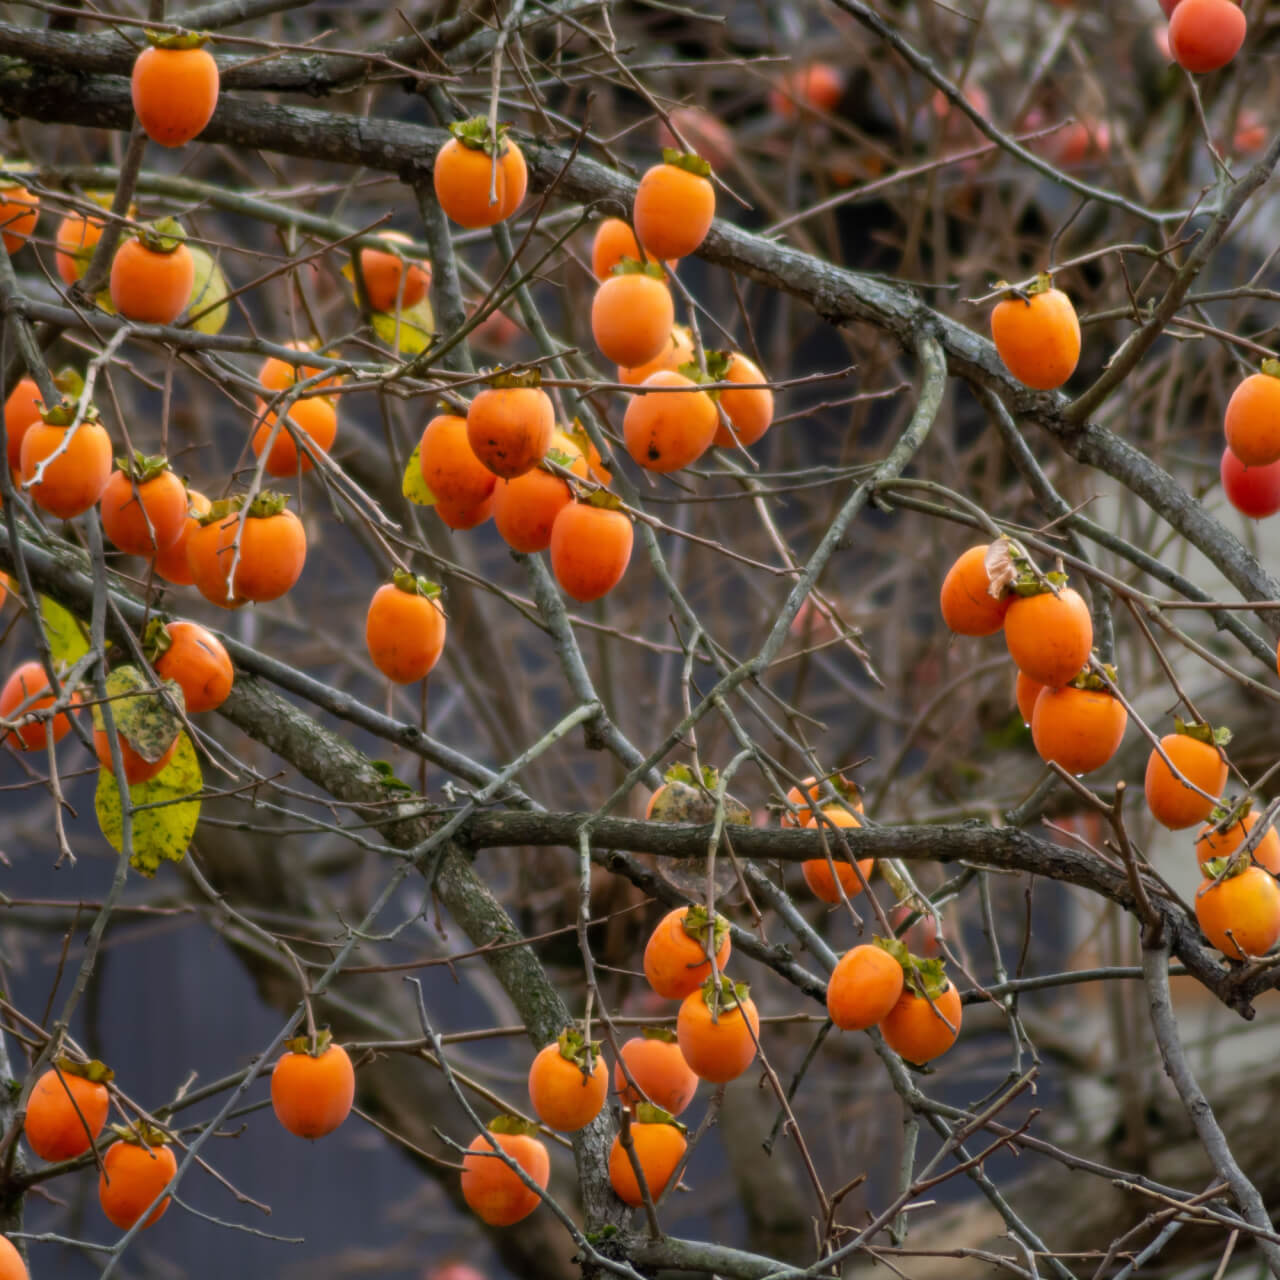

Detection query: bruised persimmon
(608, 1110), (687, 1206)
(493, 444), (587, 554)
(644, 905), (731, 1000)
(624, 369), (717, 473)
(591, 264), (674, 368)
(591, 218), (664, 281)
(131, 37), (219, 147)
(419, 413), (497, 509)
(991, 276), (1081, 391)
(434, 119), (527, 229)
(881, 976), (962, 1065)
(20, 408), (112, 520)
(1031, 680), (1127, 775)
(358, 231), (430, 312)
(154, 488), (210, 585)
(24, 1060), (111, 1162)
(1195, 861), (1280, 959)
(802, 806), (874, 903)
(1196, 808), (1280, 875)
(100, 454), (188, 556)
(712, 352), (774, 448)
(186, 492), (306, 608)
(1168, 0), (1246, 73)
(98, 1129), (176, 1230)
(466, 377), (554, 479)
(1015, 671), (1046, 726)
(676, 976), (760, 1083)
(614, 1029), (698, 1116)
(0, 184), (38, 256)
(150, 619), (233, 713)
(252, 395), (338, 477)
(527, 1028), (606, 1132)
(271, 1033), (355, 1139)
(460, 1119), (549, 1226)
(619, 325), (694, 387)
(1145, 724), (1229, 830)
(1224, 364), (1280, 467)
(827, 942), (905, 1031)
(940, 544), (1010, 636)
(365, 573), (446, 684)
(1004, 583), (1093, 688)
(634, 151), (715, 261)
(550, 499), (633, 601)
(109, 221), (194, 326)
(0, 661), (79, 750)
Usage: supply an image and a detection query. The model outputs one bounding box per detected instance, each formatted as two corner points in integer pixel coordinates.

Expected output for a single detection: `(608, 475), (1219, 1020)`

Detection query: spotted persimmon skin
(466, 387), (555, 479)
(154, 489), (210, 586)
(1169, 0), (1246, 73)
(1224, 373), (1280, 467)
(252, 396), (338, 477)
(1031, 685), (1127, 775)
(433, 137), (527, 229)
(713, 353), (774, 448)
(0, 186), (38, 256)
(0, 662), (79, 751)
(187, 508), (307, 608)
(461, 1131), (549, 1226)
(1196, 813), (1280, 875)
(109, 238), (194, 326)
(827, 945), (905, 1031)
(131, 45), (220, 147)
(991, 288), (1081, 390)
(365, 585), (446, 685)
(0, 1234), (26, 1280)
(624, 370), (718, 473)
(608, 1122), (687, 1206)
(676, 987), (760, 1083)
(1195, 865), (1280, 958)
(549, 502), (633, 602)
(527, 1043), (607, 1132)
(93, 727), (178, 784)
(154, 621), (233, 713)
(271, 1043), (355, 1139)
(99, 467), (188, 556)
(591, 273), (675, 369)
(419, 414), (497, 509)
(24, 1069), (109, 1162)
(634, 162), (715, 261)
(881, 983), (962, 1064)
(1145, 733), (1228, 830)
(98, 1140), (176, 1230)
(20, 419), (113, 520)
(643, 907), (730, 1000)
(614, 1036), (698, 1116)
(939, 545), (1010, 636)
(1003, 587), (1093, 688)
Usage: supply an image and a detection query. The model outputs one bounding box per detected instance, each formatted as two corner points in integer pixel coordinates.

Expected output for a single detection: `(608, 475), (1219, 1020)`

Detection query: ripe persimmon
(100, 454), (187, 556)
(591, 218), (665, 281)
(1224, 365), (1280, 467)
(827, 943), (905, 1031)
(619, 325), (695, 387)
(624, 369), (717, 472)
(634, 151), (715, 261)
(131, 36), (219, 147)
(98, 1129), (176, 1229)
(0, 662), (79, 750)
(271, 1033), (355, 1138)
(881, 977), (962, 1065)
(940, 545), (1010, 636)
(1031, 680), (1127, 775)
(1195, 861), (1280, 958)
(493, 445), (587, 554)
(549, 499), (633, 601)
(435, 492), (497, 531)
(1220, 447), (1280, 518)
(109, 221), (194, 325)
(20, 409), (112, 520)
(0, 1236), (25, 1280)
(1015, 671), (1046, 726)
(769, 63), (844, 118)
(186, 492), (306, 608)
(527, 1029), (606, 1132)
(365, 573), (446, 684)
(419, 412), (498, 510)
(0, 183), (38, 256)
(1004, 584), (1093, 688)
(24, 1061), (111, 1162)
(94, 721), (178, 784)
(802, 806), (874, 903)
(460, 1119), (549, 1226)
(258, 342), (339, 394)
(676, 977), (759, 1083)
(55, 209), (105, 286)
(154, 488), (210, 585)
(358, 231), (430, 312)
(608, 1110), (687, 1206)
(712, 352), (774, 448)
(252, 395), (338, 477)
(592, 265), (674, 368)
(782, 774), (862, 826)
(434, 119), (527, 229)
(150, 619), (233, 713)
(1196, 809), (1280, 876)
(614, 1029), (698, 1116)
(644, 905), (730, 999)
(4, 376), (42, 472)
(991, 277), (1081, 390)
(1168, 0), (1246, 73)
(466, 378), (554, 479)
(1145, 723), (1229, 830)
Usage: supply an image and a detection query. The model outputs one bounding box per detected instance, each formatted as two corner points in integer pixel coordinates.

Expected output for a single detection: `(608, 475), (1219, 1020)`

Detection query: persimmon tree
(0, 1), (1278, 1278)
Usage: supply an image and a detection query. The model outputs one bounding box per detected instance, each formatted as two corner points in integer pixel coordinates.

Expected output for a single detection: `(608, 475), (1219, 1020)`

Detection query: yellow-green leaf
(95, 731), (202, 877)
(402, 442), (436, 507)
(95, 665), (184, 763)
(38, 596), (90, 667)
(371, 297), (434, 357)
(185, 246), (229, 335)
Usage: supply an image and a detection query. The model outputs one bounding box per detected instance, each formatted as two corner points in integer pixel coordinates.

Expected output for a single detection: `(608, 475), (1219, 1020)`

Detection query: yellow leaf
(371, 297), (434, 357)
(185, 246), (230, 335)
(95, 731), (202, 877)
(38, 596), (90, 668)
(402, 442), (436, 507)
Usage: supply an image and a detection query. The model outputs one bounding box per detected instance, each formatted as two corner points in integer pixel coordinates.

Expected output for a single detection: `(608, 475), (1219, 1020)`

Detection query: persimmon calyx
(541, 447), (577, 472)
(895, 950), (951, 1001)
(1010, 567), (1068, 599)
(703, 350), (734, 382)
(390, 569), (441, 600)
(486, 368), (543, 391)
(993, 271), (1054, 304)
(135, 217), (187, 255)
(1173, 716), (1232, 748)
(449, 116), (511, 156)
(284, 1028), (334, 1057)
(663, 761), (720, 790)
(1067, 664), (1115, 691)
(1205, 798), (1252, 832)
(51, 366), (85, 399)
(610, 257), (667, 281)
(115, 450), (171, 484)
(39, 401), (98, 429)
(699, 974), (749, 1017)
(142, 618), (173, 663)
(633, 1102), (685, 1129)
(554, 1026), (602, 1075)
(1203, 851), (1252, 883)
(659, 147), (713, 177)
(639, 1025), (679, 1044)
(1259, 358), (1280, 381)
(54, 1055), (114, 1084)
(144, 27), (212, 50)
(110, 1120), (170, 1147)
(487, 1114), (538, 1137)
(681, 903), (729, 953)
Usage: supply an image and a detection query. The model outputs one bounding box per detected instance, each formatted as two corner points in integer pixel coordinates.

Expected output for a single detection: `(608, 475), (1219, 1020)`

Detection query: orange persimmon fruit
(131, 37), (220, 147)
(365, 573), (446, 685)
(24, 1060), (111, 1162)
(98, 1129), (176, 1230)
(591, 264), (674, 368)
(0, 183), (38, 256)
(712, 351), (774, 448)
(186, 492), (306, 608)
(881, 978), (962, 1065)
(150, 619), (233, 713)
(1196, 808), (1280, 876)
(634, 151), (715, 261)
(358, 231), (430, 312)
(100, 454), (188, 556)
(0, 661), (79, 751)
(20, 408), (112, 520)
(460, 1119), (549, 1226)
(419, 412), (498, 510)
(802, 805), (874, 903)
(608, 1109), (687, 1206)
(1004, 584), (1093, 688)
(1224, 364), (1280, 467)
(154, 488), (210, 585)
(827, 943), (905, 1031)
(623, 369), (718, 473)
(644, 904), (731, 1000)
(549, 498), (632, 601)
(1031, 681), (1127, 775)
(434, 119), (527, 229)
(1195, 861), (1280, 959)
(990, 276), (1081, 391)
(614, 1029), (698, 1117)
(109, 221), (194, 325)
(527, 1028), (607, 1133)
(940, 544), (1010, 637)
(466, 377), (555, 479)
(1168, 0), (1246, 74)
(251, 395), (338, 477)
(271, 1033), (355, 1139)
(1145, 723), (1229, 830)
(676, 976), (760, 1084)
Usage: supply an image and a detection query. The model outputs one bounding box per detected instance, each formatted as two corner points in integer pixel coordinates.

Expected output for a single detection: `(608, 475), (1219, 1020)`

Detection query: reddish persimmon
(131, 40), (219, 147)
(460, 1121), (549, 1226)
(608, 1114), (687, 1206)
(614, 1030), (698, 1116)
(634, 153), (715, 261)
(991, 281), (1081, 390)
(527, 1030), (607, 1132)
(98, 1132), (176, 1229)
(549, 500), (633, 601)
(252, 395), (338, 477)
(619, 325), (695, 387)
(1196, 810), (1280, 876)
(435, 492), (496, 531)
(466, 381), (555, 479)
(20, 413), (113, 520)
(1145, 726), (1229, 830)
(0, 1235), (25, 1280)
(100, 456), (188, 556)
(1224, 367), (1280, 467)
(1168, 0), (1246, 73)
(1004, 585), (1093, 688)
(713, 352), (774, 448)
(592, 268), (674, 368)
(881, 980), (962, 1065)
(1220, 447), (1280, 517)
(271, 1035), (355, 1139)
(1195, 863), (1280, 958)
(94, 723), (178, 784)
(434, 120), (527, 229)
(365, 574), (446, 684)
(940, 545), (1010, 636)
(769, 64), (844, 118)
(4, 376), (42, 472)
(676, 977), (760, 1083)
(0, 184), (38, 256)
(151, 619), (233, 713)
(154, 488), (210, 586)
(0, 662), (79, 750)
(186, 493), (306, 608)
(419, 413), (498, 509)
(591, 218), (665, 281)
(1031, 683), (1127, 775)
(827, 944), (905, 1031)
(643, 905), (731, 1000)
(624, 369), (717, 472)
(24, 1063), (111, 1162)
(1015, 671), (1046, 726)
(55, 210), (104, 286)
(358, 231), (430, 312)
(802, 806), (874, 903)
